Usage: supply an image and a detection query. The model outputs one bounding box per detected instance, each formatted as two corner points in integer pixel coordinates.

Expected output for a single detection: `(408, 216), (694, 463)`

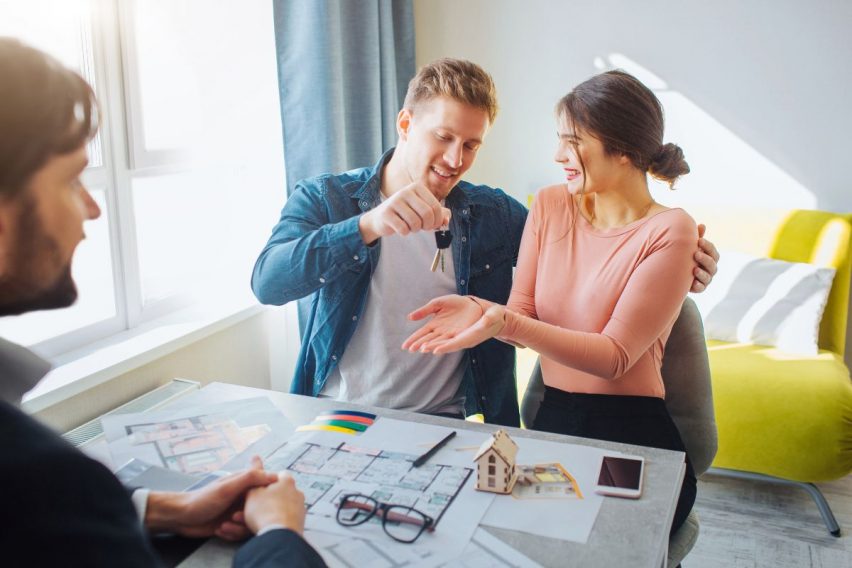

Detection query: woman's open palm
(403, 295), (505, 354)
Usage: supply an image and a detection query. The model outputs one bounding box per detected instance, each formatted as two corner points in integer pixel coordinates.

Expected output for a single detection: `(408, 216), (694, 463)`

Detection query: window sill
(22, 301), (266, 413)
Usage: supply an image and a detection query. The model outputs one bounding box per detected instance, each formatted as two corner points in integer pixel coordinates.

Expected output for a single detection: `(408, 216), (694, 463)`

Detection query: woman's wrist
(467, 296), (510, 340)
(495, 307), (515, 342)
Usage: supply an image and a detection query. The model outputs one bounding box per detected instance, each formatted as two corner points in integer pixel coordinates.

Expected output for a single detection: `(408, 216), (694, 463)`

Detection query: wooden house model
(473, 428), (518, 494)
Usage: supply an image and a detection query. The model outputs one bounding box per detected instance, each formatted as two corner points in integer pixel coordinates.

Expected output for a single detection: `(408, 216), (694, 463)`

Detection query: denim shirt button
(462, 209), (469, 215)
(485, 264), (490, 270)
(360, 200), (369, 208)
(353, 255), (359, 260)
(460, 279), (466, 285)
(352, 316), (358, 321)
(319, 277), (326, 283)
(472, 358), (477, 365)
(332, 355), (338, 361)
(461, 236), (467, 242)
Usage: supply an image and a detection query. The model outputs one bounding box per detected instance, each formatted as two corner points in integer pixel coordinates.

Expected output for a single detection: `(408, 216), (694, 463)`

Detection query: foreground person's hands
(243, 467), (307, 536)
(145, 457), (278, 540)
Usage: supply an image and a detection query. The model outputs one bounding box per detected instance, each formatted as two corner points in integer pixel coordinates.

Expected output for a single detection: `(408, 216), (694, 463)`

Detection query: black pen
(413, 431), (457, 468)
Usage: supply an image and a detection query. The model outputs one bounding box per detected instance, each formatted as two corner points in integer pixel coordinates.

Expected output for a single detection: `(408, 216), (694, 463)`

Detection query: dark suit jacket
(0, 400), (326, 567)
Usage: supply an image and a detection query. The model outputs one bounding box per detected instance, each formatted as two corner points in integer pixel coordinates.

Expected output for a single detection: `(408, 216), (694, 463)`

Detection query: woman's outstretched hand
(402, 295), (506, 354)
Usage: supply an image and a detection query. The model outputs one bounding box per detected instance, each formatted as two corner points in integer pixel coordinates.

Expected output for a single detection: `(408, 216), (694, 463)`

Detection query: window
(0, 0), (285, 358)
(488, 465), (495, 475)
(488, 454), (496, 464)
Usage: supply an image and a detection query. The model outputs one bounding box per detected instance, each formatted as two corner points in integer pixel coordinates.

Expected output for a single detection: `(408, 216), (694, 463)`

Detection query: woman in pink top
(403, 70), (697, 535)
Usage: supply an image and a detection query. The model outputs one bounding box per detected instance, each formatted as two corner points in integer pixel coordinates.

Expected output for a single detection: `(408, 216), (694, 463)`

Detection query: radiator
(62, 378), (201, 447)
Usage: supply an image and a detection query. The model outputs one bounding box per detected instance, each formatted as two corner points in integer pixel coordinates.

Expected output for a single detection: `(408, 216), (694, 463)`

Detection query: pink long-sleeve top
(501, 184), (698, 399)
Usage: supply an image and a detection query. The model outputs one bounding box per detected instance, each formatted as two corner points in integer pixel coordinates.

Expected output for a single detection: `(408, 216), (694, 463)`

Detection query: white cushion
(690, 251), (835, 355)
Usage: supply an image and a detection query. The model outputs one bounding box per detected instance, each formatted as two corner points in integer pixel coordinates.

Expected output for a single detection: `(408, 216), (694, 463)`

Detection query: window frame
(116, 0), (190, 171)
(26, 0), (199, 359)
(10, 0), (295, 375)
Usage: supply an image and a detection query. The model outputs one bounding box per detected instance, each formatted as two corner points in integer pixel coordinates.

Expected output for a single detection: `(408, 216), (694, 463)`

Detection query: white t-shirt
(321, 229), (465, 415)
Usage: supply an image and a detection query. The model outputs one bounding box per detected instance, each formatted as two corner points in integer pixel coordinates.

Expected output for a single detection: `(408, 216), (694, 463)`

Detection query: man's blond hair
(402, 58), (498, 124)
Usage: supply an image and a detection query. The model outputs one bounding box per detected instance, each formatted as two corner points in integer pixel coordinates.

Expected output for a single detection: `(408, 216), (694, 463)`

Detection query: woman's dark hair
(0, 38), (98, 199)
(556, 70), (688, 188)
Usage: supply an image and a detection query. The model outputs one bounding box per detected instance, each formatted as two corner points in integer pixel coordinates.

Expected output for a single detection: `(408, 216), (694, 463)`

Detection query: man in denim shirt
(252, 59), (718, 427)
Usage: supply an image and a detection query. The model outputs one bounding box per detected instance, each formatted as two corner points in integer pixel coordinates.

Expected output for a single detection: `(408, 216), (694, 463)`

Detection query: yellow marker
(296, 424), (356, 435)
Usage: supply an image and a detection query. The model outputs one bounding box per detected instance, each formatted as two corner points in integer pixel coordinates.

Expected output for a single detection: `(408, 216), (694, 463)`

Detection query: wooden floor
(687, 472), (852, 567)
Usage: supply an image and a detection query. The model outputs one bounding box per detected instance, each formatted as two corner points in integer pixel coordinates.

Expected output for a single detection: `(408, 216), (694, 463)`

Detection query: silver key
(430, 249), (442, 272)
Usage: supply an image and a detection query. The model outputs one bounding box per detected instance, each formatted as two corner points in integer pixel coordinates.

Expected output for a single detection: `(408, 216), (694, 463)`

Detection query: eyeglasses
(335, 493), (435, 543)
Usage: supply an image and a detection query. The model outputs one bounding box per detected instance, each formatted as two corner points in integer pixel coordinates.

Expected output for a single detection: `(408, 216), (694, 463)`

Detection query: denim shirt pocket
(469, 242), (510, 277)
(469, 241), (513, 298)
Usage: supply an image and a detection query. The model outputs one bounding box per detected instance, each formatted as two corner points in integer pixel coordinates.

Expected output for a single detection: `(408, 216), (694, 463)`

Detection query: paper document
(306, 529), (452, 567)
(445, 528), (543, 568)
(307, 527), (541, 568)
(113, 458), (201, 492)
(482, 437), (607, 543)
(102, 397), (292, 476)
(263, 422), (494, 558)
(359, 417), (607, 543)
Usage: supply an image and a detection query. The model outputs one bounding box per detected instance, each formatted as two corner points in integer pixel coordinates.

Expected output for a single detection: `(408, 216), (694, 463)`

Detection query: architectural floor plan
(264, 440), (472, 527)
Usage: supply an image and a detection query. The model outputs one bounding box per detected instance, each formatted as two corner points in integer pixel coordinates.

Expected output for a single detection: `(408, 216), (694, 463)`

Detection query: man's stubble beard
(0, 195), (77, 317)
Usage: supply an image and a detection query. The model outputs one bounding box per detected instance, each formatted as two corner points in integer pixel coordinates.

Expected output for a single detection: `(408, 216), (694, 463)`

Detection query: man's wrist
(131, 489), (150, 523)
(249, 513), (304, 536)
(256, 522), (303, 537)
(144, 491), (189, 533)
(358, 212), (380, 245)
(257, 523), (289, 536)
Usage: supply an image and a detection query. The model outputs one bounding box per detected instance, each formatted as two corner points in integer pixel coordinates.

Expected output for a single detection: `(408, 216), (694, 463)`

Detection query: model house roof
(473, 429), (518, 465)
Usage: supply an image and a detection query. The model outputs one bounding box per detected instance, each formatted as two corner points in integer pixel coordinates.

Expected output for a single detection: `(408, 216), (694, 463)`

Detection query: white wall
(414, 0), (852, 213)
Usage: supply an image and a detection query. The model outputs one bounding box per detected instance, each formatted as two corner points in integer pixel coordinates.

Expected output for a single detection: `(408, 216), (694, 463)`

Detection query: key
(430, 249), (441, 272)
(431, 229), (453, 272)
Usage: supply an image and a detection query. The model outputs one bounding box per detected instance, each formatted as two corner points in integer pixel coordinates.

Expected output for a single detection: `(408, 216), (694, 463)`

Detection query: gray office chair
(520, 298), (717, 568)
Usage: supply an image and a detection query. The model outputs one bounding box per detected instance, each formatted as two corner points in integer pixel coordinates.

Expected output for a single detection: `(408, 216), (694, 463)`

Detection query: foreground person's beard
(0, 197), (77, 317)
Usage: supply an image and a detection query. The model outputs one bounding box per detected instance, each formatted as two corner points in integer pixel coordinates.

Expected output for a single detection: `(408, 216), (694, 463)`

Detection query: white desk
(100, 382), (685, 567)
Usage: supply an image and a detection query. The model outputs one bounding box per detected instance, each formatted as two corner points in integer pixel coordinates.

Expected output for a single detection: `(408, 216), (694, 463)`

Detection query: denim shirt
(252, 149), (528, 426)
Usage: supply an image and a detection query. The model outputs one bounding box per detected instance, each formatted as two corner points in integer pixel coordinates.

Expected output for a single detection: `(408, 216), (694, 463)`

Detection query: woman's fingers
(402, 324), (436, 350)
(408, 330), (445, 352)
(408, 298), (444, 321)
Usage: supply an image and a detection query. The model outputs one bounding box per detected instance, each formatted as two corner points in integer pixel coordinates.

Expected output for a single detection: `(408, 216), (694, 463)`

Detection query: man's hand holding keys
(358, 180), (451, 245)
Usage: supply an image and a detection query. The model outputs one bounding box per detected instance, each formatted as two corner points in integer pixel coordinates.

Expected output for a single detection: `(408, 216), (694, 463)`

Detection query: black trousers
(532, 387), (697, 536)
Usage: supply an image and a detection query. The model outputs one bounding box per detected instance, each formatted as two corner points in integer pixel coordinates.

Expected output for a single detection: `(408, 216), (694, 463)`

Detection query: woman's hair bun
(648, 143), (689, 188)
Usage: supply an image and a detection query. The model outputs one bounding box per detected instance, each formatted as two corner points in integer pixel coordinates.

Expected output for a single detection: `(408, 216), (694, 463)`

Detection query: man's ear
(397, 108), (413, 141)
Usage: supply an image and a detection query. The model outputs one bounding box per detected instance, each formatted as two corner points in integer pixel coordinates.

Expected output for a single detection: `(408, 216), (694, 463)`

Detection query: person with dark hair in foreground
(0, 37), (325, 567)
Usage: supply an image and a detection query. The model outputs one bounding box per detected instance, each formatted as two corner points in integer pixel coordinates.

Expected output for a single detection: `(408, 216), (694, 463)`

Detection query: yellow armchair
(698, 208), (852, 536)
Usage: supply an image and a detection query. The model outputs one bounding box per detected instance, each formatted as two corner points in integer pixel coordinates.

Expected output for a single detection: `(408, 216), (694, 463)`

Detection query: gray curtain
(272, 0), (415, 193)
(272, 0), (415, 332)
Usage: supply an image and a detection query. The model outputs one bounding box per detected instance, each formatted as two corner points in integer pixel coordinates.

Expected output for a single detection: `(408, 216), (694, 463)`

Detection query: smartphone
(594, 455), (644, 498)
